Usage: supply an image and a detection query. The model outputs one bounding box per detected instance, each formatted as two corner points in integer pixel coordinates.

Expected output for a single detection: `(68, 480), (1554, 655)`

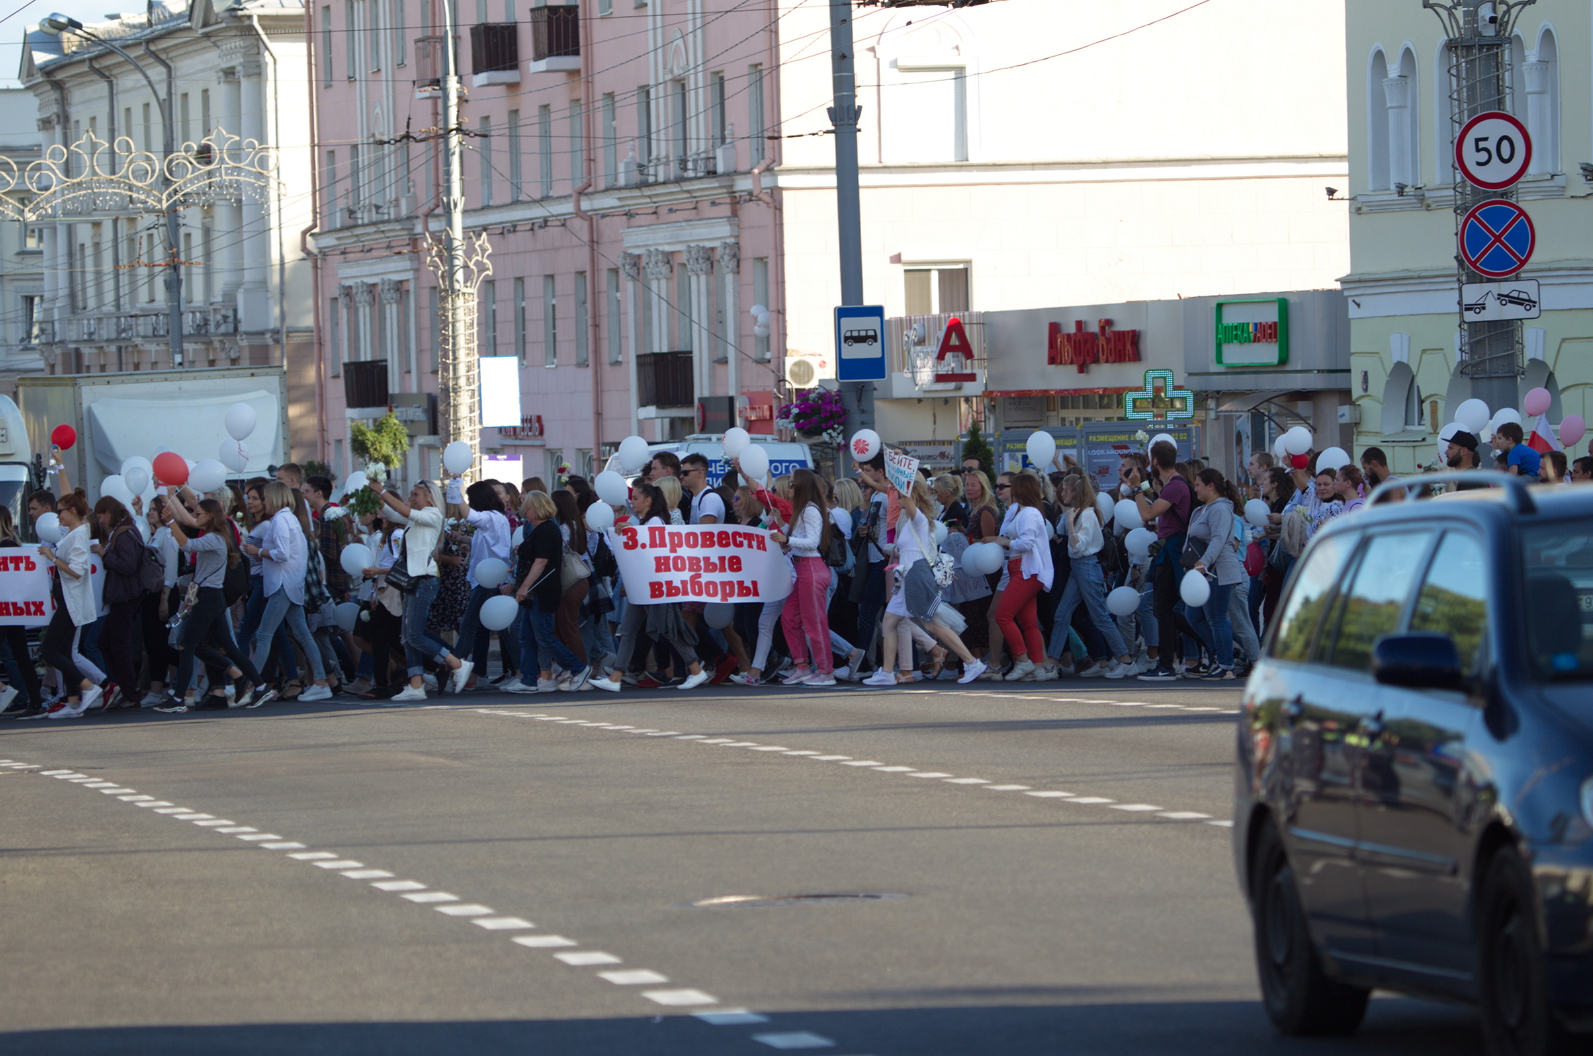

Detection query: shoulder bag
(385, 536), (419, 594)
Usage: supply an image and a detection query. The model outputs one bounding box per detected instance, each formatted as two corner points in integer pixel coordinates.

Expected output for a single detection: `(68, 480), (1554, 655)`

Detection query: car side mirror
(1372, 633), (1464, 690)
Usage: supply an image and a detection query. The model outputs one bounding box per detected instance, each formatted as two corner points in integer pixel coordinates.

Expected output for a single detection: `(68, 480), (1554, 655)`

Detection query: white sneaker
(504, 679), (539, 694)
(299, 684), (333, 702)
(978, 666), (1004, 681)
(781, 667), (814, 686)
(863, 669), (898, 687)
(1036, 666), (1060, 682)
(47, 698), (88, 719)
(391, 685), (429, 702)
(803, 673), (837, 687)
(1004, 658), (1036, 682)
(565, 666), (592, 691)
(1104, 660), (1128, 680)
(139, 692), (165, 708)
(1128, 655), (1155, 676)
(589, 676), (623, 693)
(1078, 661), (1106, 678)
(422, 673), (439, 692)
(536, 678), (560, 693)
(832, 665), (851, 682)
(78, 686), (103, 712)
(958, 659), (987, 684)
(449, 660), (475, 695)
(678, 669), (710, 691)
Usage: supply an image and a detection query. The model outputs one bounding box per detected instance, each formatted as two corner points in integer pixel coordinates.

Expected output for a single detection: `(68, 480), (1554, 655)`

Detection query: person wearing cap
(1446, 429), (1492, 490)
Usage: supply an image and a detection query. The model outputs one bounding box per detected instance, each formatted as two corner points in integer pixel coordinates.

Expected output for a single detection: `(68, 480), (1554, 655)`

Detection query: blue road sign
(1460, 198), (1535, 279)
(835, 305), (887, 383)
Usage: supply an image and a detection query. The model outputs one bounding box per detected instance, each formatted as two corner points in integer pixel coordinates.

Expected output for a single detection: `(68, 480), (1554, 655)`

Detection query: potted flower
(777, 387), (847, 444)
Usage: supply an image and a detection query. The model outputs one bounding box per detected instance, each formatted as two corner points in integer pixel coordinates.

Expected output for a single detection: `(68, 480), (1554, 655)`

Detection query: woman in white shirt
(447, 477), (514, 687)
(35, 492), (104, 715)
(1044, 474), (1134, 679)
(987, 472), (1055, 682)
(769, 469), (836, 686)
(372, 479), (471, 701)
(242, 481), (333, 701)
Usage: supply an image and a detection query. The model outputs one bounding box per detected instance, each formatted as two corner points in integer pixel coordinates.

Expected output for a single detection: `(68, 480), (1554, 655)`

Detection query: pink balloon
(1523, 387), (1552, 417)
(1559, 415), (1586, 449)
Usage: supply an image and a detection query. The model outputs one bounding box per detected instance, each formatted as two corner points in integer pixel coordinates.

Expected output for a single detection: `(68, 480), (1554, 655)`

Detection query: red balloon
(50, 424), (76, 450)
(153, 451), (189, 486)
(1291, 454), (1311, 470)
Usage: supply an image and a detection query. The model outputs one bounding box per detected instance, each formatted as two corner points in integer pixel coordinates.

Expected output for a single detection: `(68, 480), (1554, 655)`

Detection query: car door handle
(1358, 711), (1385, 739)
(1281, 696), (1303, 724)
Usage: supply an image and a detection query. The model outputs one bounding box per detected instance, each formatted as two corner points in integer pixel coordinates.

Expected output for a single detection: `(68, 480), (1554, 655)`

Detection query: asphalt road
(1, 681), (1481, 1056)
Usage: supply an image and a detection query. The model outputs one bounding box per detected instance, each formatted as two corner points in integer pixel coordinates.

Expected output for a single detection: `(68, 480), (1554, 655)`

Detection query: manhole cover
(682, 893), (909, 909)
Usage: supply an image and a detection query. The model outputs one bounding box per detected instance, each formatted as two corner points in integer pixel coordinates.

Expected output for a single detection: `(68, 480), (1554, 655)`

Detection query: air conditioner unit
(786, 351), (832, 389)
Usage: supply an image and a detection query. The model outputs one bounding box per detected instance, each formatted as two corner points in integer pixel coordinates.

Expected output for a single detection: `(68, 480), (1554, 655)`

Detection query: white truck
(13, 366), (291, 505)
(640, 435), (814, 487)
(0, 393), (38, 537)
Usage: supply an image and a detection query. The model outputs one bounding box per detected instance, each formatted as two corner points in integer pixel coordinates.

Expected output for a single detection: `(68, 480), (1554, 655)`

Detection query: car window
(1320, 531), (1435, 673)
(1520, 519), (1593, 681)
(1268, 531), (1359, 663)
(1409, 532), (1489, 679)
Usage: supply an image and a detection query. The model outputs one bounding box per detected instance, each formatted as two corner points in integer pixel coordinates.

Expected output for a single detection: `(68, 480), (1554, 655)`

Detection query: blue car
(1234, 472), (1593, 1055)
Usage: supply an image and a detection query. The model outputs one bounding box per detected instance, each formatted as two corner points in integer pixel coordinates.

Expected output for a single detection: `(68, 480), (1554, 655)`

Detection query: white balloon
(595, 471), (629, 506)
(153, 445), (171, 456)
(1106, 586), (1141, 618)
(1026, 430), (1057, 469)
(474, 557), (509, 589)
(1283, 426), (1314, 456)
(1490, 407), (1522, 428)
(1095, 491), (1114, 526)
(1113, 499), (1144, 532)
(705, 602), (735, 630)
(1316, 447), (1351, 476)
(585, 502), (615, 532)
(121, 455), (152, 479)
(964, 541), (1005, 576)
(1125, 527), (1156, 557)
(1272, 435), (1289, 463)
(479, 594), (520, 631)
(849, 429), (881, 462)
(189, 459), (228, 493)
(1180, 571), (1212, 608)
(344, 471), (369, 494)
(1454, 398), (1491, 433)
(340, 543), (375, 577)
(618, 435), (652, 473)
(510, 524), (525, 547)
(1244, 499), (1272, 528)
(1149, 432), (1176, 453)
(224, 401), (257, 442)
(738, 445), (770, 483)
(34, 511), (62, 543)
(334, 601), (361, 634)
(218, 440), (249, 473)
(443, 440), (474, 476)
(932, 520), (948, 546)
(124, 466), (151, 497)
(721, 427), (752, 459)
(100, 474), (133, 506)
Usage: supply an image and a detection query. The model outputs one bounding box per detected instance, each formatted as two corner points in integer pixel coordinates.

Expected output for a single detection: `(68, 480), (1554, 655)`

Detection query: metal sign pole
(829, 0), (871, 477)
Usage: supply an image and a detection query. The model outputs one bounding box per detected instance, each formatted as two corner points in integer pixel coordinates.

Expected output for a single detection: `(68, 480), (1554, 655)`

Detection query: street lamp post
(40, 13), (184, 366)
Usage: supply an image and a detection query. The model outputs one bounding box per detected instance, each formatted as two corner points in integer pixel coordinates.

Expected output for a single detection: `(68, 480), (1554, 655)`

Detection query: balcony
(412, 36), (445, 98)
(57, 306), (241, 344)
(470, 23), (520, 87)
(527, 5), (579, 73)
(637, 351), (693, 411)
(343, 359), (391, 411)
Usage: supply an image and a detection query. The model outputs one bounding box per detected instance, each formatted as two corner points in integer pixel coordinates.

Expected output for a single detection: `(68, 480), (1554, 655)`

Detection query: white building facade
(0, 87), (44, 398)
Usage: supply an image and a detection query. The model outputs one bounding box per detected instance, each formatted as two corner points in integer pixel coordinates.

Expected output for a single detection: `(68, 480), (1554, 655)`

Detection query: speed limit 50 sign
(1456, 111), (1533, 190)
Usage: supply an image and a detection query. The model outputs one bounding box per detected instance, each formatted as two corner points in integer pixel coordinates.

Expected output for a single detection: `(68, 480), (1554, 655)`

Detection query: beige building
(1343, 0), (1588, 471)
(0, 87), (44, 398)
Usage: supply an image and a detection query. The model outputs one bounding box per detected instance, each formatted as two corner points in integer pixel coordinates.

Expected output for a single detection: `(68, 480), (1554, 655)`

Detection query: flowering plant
(777, 387), (847, 441)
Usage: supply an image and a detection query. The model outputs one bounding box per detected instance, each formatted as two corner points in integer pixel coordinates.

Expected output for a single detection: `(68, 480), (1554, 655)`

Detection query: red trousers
(781, 556), (833, 674)
(995, 560), (1046, 661)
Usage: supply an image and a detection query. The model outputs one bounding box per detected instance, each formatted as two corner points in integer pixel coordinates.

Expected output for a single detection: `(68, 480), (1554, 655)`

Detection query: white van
(606, 434), (813, 487)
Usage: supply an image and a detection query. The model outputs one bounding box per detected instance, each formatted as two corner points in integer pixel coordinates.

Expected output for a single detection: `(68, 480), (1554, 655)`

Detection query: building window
(752, 257), (769, 361)
(675, 262), (692, 351)
(508, 109), (521, 199)
(21, 294), (41, 344)
(514, 276), (526, 365)
(350, 142), (362, 211)
(638, 85), (652, 167)
(606, 268), (621, 363)
(602, 93), (617, 187)
(598, 0), (610, 13)
(482, 279), (498, 356)
(142, 103), (151, 156)
(479, 115), (493, 206)
(22, 224), (43, 250)
(904, 264), (970, 314)
(543, 275), (557, 366)
(201, 88), (210, 135)
(1368, 49), (1391, 190)
(323, 149), (338, 227)
(322, 6), (334, 84)
(428, 285), (440, 372)
(368, 0), (382, 72)
(538, 104), (553, 196)
(569, 99), (584, 186)
(345, 0), (358, 78)
(180, 93), (190, 144)
(202, 224), (213, 301)
(711, 72), (726, 147)
(1522, 28), (1559, 174)
(329, 297), (342, 376)
(884, 67), (967, 163)
(393, 0), (406, 66)
(748, 64), (765, 163)
(400, 285), (412, 373)
(672, 80), (688, 173)
(574, 272), (589, 366)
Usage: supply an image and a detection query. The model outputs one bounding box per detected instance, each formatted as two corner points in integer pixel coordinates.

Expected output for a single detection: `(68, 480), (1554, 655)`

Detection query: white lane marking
(372, 880), (428, 892)
(783, 750), (820, 756)
(434, 904), (494, 917)
(260, 841), (308, 850)
(945, 778), (989, 785)
(1025, 791), (1074, 799)
(136, 801), (175, 809)
(674, 735), (707, 740)
(555, 951), (622, 966)
(747, 746), (790, 752)
(695, 1009), (771, 1024)
(289, 851), (340, 860)
(152, 806), (193, 814)
(1184, 707), (1221, 712)
(604, 725), (635, 730)
(840, 760), (884, 767)
(646, 731), (681, 737)
(1158, 811), (1211, 820)
(1109, 804), (1163, 813)
(810, 755), (851, 761)
(80, 781), (117, 787)
(194, 819), (236, 827)
(645, 989), (720, 1006)
(512, 935), (577, 948)
(341, 869), (395, 880)
(472, 917), (535, 930)
(40, 770), (78, 776)
(119, 795), (154, 801)
(1206, 819), (1236, 828)
(700, 738), (737, 744)
(172, 813), (214, 820)
(236, 833), (284, 842)
(753, 1033), (836, 1050)
(599, 969), (670, 985)
(311, 859), (364, 869)
(983, 784), (1031, 791)
(215, 826), (256, 833)
(402, 892), (459, 903)
(719, 741), (759, 747)
(1146, 704), (1185, 710)
(627, 729), (661, 734)
(1069, 797), (1114, 805)
(872, 766), (916, 773)
(907, 772), (953, 779)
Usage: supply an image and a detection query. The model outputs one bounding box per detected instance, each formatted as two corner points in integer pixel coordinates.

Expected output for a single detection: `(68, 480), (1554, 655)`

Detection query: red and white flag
(1528, 415), (1560, 454)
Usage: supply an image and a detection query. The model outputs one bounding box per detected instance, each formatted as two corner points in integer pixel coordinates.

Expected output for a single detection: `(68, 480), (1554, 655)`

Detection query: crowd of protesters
(4, 429), (1590, 717)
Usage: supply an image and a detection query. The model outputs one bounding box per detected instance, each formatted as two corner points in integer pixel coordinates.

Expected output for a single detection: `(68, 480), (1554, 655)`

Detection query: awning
(1213, 390), (1310, 414)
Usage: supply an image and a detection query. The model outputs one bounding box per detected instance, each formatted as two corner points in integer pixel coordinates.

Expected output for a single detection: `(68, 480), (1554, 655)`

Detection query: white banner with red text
(0, 544), (105, 626)
(609, 523), (792, 605)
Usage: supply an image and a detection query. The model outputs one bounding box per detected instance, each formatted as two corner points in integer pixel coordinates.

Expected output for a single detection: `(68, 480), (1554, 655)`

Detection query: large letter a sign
(934, 317), (976, 382)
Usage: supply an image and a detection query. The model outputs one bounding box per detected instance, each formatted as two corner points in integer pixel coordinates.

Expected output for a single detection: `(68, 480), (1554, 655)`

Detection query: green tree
(962, 419), (995, 473)
(349, 412), (411, 472)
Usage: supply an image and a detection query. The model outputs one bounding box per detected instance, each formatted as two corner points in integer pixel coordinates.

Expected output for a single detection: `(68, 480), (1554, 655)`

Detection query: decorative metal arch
(425, 231), (494, 466)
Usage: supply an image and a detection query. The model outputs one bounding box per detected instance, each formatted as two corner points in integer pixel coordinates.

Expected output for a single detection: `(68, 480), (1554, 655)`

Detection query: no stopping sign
(1456, 111), (1532, 190)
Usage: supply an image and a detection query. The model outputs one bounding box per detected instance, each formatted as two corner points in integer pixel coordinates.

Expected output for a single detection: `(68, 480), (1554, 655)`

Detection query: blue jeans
(1187, 580), (1236, 670)
(1046, 556), (1128, 660)
(239, 576), (298, 681)
(79, 615), (106, 671)
(402, 576), (455, 678)
(456, 585), (518, 675)
(582, 596), (617, 661)
(517, 596), (581, 677)
(250, 590), (326, 682)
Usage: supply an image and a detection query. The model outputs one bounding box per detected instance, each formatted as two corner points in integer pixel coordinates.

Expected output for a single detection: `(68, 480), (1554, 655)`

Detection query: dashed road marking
(555, 951), (622, 966)
(753, 1032), (836, 1050)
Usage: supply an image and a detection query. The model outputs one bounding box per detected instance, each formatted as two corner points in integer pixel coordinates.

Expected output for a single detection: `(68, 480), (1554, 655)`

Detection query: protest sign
(0, 544), (104, 626)
(884, 448), (920, 495)
(609, 524), (792, 605)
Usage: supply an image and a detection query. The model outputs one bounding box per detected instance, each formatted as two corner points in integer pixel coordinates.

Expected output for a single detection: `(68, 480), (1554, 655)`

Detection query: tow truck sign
(1460, 279), (1541, 321)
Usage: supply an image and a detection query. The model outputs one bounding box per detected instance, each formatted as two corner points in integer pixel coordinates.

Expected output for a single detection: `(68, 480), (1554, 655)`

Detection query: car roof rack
(1367, 469), (1536, 515)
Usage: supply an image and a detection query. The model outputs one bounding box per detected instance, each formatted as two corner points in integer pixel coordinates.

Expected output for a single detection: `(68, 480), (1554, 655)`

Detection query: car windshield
(0, 478), (23, 537)
(1520, 519), (1593, 681)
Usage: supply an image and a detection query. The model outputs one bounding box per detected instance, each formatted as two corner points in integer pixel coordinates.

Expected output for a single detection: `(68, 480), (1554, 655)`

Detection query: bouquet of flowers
(777, 387), (847, 443)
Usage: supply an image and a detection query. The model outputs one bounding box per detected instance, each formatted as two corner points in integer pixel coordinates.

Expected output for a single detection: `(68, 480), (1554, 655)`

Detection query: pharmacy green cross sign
(1124, 369), (1195, 420)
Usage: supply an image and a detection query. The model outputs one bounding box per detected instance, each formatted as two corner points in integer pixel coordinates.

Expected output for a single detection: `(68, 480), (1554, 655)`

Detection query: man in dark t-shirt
(1133, 440), (1196, 681)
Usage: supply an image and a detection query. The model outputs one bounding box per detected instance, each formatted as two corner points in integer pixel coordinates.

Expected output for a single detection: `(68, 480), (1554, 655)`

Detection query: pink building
(308, 0), (787, 484)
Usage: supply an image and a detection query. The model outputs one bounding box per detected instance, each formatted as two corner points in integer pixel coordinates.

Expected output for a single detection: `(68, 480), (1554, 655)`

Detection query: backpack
(591, 534), (618, 579)
(222, 550), (251, 606)
(138, 539), (166, 593)
(1098, 523), (1124, 577)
